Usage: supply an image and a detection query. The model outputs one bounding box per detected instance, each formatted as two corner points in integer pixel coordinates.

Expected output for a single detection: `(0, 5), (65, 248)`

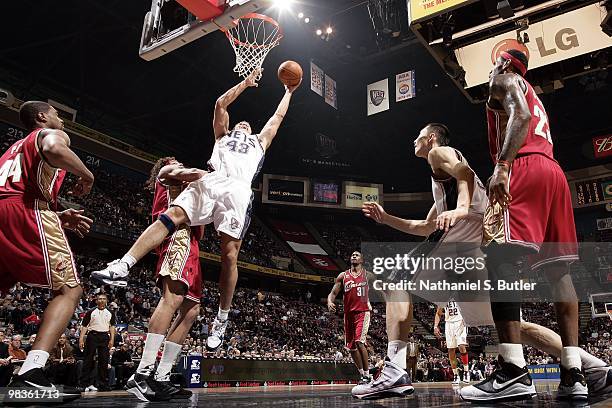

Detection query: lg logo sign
(535, 28), (579, 57)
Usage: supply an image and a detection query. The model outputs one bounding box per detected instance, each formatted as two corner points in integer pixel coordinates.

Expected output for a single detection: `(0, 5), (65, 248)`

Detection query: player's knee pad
(159, 213), (177, 235)
(490, 301), (521, 322)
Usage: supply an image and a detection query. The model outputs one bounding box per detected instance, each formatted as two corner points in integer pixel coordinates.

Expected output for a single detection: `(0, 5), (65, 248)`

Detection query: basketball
(277, 60), (302, 86)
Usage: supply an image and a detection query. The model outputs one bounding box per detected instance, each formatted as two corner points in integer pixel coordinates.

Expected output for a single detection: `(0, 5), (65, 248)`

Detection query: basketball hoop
(606, 303), (612, 321)
(222, 13), (283, 80)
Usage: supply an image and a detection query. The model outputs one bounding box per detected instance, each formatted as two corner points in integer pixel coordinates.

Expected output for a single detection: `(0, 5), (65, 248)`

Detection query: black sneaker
(126, 373), (171, 402)
(557, 366), (588, 400)
(7, 368), (81, 403)
(460, 360), (536, 402)
(157, 381), (193, 399)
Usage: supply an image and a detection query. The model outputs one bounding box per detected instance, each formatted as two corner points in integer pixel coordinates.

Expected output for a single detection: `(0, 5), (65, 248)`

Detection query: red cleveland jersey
(343, 269), (370, 313)
(151, 178), (185, 221)
(0, 129), (65, 209)
(486, 75), (555, 163)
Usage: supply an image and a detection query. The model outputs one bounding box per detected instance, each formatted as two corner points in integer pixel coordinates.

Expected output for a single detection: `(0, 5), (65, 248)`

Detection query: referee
(79, 293), (116, 392)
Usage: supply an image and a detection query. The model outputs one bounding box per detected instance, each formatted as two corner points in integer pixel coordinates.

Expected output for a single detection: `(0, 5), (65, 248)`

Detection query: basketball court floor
(51, 382), (611, 407)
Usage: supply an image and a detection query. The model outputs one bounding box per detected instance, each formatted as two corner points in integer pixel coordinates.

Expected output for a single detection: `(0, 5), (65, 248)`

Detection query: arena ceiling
(1, 0), (610, 194)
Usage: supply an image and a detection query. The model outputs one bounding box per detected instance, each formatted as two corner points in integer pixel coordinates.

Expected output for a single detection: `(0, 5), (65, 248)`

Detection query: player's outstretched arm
(259, 81), (301, 151)
(428, 147), (475, 231)
(40, 129), (94, 197)
(362, 201), (437, 237)
(213, 68), (261, 139)
(327, 272), (344, 313)
(158, 164), (206, 184)
(488, 74), (531, 207)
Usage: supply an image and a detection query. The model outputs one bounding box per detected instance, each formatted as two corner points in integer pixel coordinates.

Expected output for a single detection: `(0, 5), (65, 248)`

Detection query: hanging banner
(310, 62), (324, 96)
(396, 70), (416, 102)
(367, 78), (389, 116)
(592, 135), (612, 159)
(324, 74), (337, 109)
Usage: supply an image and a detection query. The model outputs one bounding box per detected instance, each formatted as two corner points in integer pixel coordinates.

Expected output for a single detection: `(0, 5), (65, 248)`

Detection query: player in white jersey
(92, 68), (301, 351)
(355, 123), (612, 399)
(434, 301), (469, 384)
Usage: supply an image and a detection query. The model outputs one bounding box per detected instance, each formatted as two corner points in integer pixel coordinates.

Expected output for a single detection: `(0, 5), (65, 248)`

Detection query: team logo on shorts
(55, 255), (70, 279)
(230, 218), (241, 230)
(369, 90), (385, 106)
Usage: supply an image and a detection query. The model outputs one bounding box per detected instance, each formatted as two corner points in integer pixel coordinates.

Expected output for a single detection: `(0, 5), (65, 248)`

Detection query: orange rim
(222, 13), (283, 49)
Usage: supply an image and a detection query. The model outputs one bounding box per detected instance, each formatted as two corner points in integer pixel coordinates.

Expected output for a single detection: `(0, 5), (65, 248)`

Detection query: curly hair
(145, 156), (175, 191)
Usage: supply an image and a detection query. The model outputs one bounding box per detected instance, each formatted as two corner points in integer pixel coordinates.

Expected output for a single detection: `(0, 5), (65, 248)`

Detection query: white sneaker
(351, 359), (414, 400)
(90, 259), (129, 287)
(206, 318), (228, 351)
(460, 361), (536, 403)
(452, 374), (460, 385)
(462, 371), (470, 384)
(85, 385), (98, 392)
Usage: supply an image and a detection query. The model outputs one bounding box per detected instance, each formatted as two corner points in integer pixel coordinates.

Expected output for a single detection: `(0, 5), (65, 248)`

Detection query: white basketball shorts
(171, 171), (253, 240)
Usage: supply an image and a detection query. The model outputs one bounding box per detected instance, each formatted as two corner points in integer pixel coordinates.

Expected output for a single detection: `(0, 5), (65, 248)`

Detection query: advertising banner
(455, 4), (612, 87)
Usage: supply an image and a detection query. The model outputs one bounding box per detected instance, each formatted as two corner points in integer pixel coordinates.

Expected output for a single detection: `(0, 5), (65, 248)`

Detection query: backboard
(590, 292), (612, 318)
(139, 0), (271, 61)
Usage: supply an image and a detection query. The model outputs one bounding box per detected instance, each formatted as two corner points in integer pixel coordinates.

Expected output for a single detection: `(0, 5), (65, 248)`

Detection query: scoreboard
(573, 177), (612, 208)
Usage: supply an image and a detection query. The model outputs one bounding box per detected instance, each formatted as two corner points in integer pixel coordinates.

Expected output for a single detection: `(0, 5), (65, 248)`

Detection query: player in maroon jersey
(327, 251), (373, 385)
(0, 101), (93, 398)
(124, 157), (205, 402)
(461, 50), (586, 402)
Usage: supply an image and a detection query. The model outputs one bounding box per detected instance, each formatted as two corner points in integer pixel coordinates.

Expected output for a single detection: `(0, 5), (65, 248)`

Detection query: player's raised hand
(245, 68), (262, 87)
(285, 78), (302, 94)
(362, 202), (386, 224)
(327, 300), (336, 313)
(59, 208), (93, 238)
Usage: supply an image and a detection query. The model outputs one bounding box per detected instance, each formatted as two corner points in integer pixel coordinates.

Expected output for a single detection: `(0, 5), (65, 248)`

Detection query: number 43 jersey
(207, 130), (265, 185)
(0, 128), (66, 208)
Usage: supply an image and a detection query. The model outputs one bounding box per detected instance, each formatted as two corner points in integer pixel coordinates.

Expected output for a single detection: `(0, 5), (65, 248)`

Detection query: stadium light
(272, 0), (292, 11)
(326, 26), (333, 34)
(298, 12), (304, 19)
(316, 29), (322, 36)
(304, 17), (310, 23)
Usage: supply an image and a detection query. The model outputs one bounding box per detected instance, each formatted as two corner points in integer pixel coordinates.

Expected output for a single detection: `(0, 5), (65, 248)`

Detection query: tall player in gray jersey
(92, 68), (300, 351)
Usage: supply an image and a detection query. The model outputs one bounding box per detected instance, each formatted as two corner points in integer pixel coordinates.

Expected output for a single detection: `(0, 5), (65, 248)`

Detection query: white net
(224, 13), (282, 80)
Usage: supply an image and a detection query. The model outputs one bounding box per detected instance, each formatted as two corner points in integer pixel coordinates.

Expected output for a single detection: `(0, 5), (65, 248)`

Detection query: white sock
(578, 348), (607, 370)
(452, 368), (459, 375)
(561, 346), (582, 370)
(137, 333), (165, 374)
(358, 368), (364, 376)
(217, 308), (229, 321)
(121, 253), (137, 269)
(498, 343), (526, 368)
(18, 350), (49, 375)
(155, 341), (182, 381)
(387, 340), (407, 370)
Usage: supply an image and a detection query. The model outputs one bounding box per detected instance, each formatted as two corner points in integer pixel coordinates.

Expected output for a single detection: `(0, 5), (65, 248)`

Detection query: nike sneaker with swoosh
(90, 259), (129, 287)
(126, 373), (171, 402)
(460, 360), (536, 402)
(8, 368), (81, 403)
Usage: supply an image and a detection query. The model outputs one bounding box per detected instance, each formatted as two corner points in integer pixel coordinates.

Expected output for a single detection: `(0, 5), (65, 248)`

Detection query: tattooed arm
(487, 74), (532, 207)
